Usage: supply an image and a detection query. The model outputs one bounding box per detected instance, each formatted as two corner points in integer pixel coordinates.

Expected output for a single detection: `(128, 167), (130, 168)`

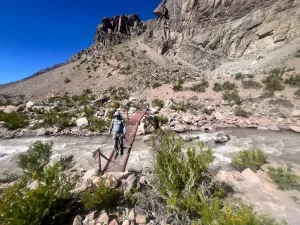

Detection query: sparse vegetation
(152, 99), (164, 108)
(203, 107), (215, 115)
(234, 107), (252, 118)
(268, 166), (300, 191)
(222, 90), (242, 105)
(190, 79), (209, 92)
(152, 82), (162, 89)
(105, 87), (129, 101)
(172, 78), (185, 92)
(232, 148), (268, 171)
(80, 180), (119, 211)
(156, 115), (168, 125)
(0, 142), (76, 225)
(242, 80), (262, 89)
(295, 89), (300, 97)
(151, 134), (282, 224)
(235, 73), (243, 80)
(213, 81), (236, 92)
(285, 74), (300, 87)
(0, 111), (28, 130)
(295, 49), (300, 58)
(41, 110), (76, 128)
(64, 77), (71, 83)
(263, 69), (285, 93)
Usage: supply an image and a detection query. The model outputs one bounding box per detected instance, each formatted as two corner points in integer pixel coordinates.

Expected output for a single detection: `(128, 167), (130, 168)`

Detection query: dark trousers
(113, 135), (124, 154)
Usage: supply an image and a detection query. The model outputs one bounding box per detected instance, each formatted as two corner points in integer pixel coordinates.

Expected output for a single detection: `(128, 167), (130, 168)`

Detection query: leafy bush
(156, 115), (168, 125)
(0, 142), (76, 225)
(263, 69), (285, 93)
(172, 78), (185, 92)
(41, 111), (75, 128)
(152, 99), (164, 108)
(222, 90), (242, 105)
(0, 111), (28, 130)
(242, 80), (262, 89)
(18, 141), (53, 177)
(105, 87), (129, 101)
(80, 180), (119, 211)
(151, 134), (281, 224)
(71, 93), (90, 105)
(88, 117), (109, 132)
(285, 74), (300, 87)
(153, 134), (215, 215)
(64, 77), (71, 83)
(234, 107), (252, 118)
(232, 148), (268, 171)
(190, 79), (209, 92)
(170, 103), (186, 112)
(213, 82), (236, 92)
(268, 166), (300, 191)
(235, 73), (243, 80)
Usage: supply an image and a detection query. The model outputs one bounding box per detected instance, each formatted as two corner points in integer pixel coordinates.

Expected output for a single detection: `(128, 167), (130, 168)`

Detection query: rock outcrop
(145, 0), (300, 74)
(70, 14), (145, 62)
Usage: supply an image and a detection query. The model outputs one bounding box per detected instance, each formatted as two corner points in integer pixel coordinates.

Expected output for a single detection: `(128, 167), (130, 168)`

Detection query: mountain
(0, 0), (299, 99)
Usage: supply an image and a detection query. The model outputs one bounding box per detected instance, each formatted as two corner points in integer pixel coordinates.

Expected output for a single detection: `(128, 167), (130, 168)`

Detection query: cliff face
(145, 0), (300, 73)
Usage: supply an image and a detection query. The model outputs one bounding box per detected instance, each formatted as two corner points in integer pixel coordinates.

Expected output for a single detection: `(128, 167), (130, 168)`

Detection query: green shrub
(285, 74), (300, 87)
(18, 141), (53, 177)
(157, 115), (168, 125)
(232, 148), (268, 171)
(0, 142), (76, 225)
(213, 82), (236, 92)
(234, 107), (252, 118)
(41, 111), (75, 128)
(105, 87), (129, 101)
(190, 79), (209, 92)
(152, 99), (164, 108)
(222, 90), (242, 105)
(172, 78), (185, 92)
(242, 80), (262, 89)
(88, 117), (109, 132)
(80, 180), (119, 211)
(170, 103), (186, 112)
(263, 69), (285, 93)
(64, 78), (71, 83)
(153, 134), (215, 215)
(268, 166), (300, 191)
(260, 91), (274, 99)
(235, 73), (243, 80)
(83, 88), (92, 95)
(72, 94), (90, 105)
(0, 111), (28, 130)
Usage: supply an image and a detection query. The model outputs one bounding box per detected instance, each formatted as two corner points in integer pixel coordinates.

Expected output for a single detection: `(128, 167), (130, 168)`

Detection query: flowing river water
(0, 128), (299, 177)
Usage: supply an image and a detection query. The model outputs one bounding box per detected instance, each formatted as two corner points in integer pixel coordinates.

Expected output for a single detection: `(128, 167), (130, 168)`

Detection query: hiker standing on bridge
(109, 111), (126, 159)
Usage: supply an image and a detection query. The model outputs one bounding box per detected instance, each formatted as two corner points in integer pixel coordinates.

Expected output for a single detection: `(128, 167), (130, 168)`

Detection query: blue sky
(0, 0), (161, 84)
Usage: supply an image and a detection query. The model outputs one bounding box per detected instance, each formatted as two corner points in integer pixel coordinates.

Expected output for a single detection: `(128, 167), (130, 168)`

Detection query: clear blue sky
(0, 0), (161, 84)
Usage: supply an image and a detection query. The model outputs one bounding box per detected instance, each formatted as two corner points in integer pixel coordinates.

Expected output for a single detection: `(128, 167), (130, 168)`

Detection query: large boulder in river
(289, 125), (300, 133)
(76, 117), (89, 128)
(213, 133), (231, 144)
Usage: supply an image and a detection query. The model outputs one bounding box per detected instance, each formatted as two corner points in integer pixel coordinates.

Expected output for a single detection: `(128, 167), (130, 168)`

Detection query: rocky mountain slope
(1, 0), (300, 98)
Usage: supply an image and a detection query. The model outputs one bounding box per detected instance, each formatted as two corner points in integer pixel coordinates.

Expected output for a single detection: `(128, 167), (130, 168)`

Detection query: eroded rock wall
(145, 0), (300, 71)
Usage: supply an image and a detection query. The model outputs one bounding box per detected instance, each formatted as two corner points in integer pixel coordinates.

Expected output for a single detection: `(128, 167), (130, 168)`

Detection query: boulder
(83, 168), (98, 181)
(3, 105), (18, 113)
(213, 133), (231, 144)
(122, 174), (138, 194)
(82, 211), (95, 225)
(122, 220), (130, 225)
(73, 216), (83, 225)
(182, 115), (192, 124)
(289, 126), (300, 133)
(97, 212), (109, 225)
(213, 111), (224, 121)
(128, 209), (135, 220)
(292, 110), (300, 117)
(181, 135), (198, 142)
(25, 101), (35, 110)
(135, 215), (148, 224)
(143, 135), (152, 143)
(173, 124), (186, 133)
(268, 126), (280, 132)
(76, 117), (89, 128)
(257, 126), (269, 131)
(109, 219), (119, 225)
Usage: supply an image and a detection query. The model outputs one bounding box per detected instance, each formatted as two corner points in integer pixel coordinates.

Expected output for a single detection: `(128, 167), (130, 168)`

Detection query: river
(0, 129), (299, 178)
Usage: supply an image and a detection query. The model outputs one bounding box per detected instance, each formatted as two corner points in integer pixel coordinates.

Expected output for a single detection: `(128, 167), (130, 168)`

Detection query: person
(109, 111), (126, 159)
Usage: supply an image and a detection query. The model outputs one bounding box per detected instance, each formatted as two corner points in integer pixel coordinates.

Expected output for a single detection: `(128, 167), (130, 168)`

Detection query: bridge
(96, 110), (147, 174)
